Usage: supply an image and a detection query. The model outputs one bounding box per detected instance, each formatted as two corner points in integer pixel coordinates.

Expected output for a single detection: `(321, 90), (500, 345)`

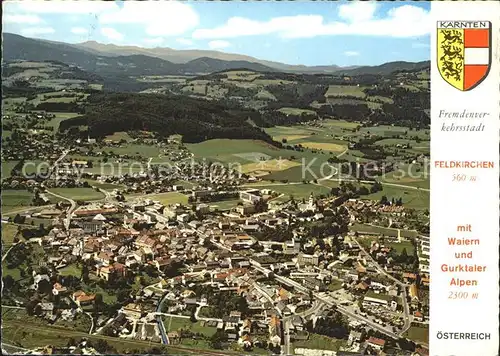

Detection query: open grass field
(1, 189), (34, 213)
(365, 290), (394, 301)
(351, 223), (419, 238)
(187, 139), (297, 165)
(209, 199), (242, 211)
(387, 240), (415, 254)
(2, 97), (27, 108)
(48, 188), (104, 201)
(382, 163), (430, 189)
(46, 112), (81, 131)
(163, 317), (217, 338)
(299, 141), (347, 153)
(322, 119), (360, 130)
(187, 137), (349, 183)
(1, 261), (22, 280)
(328, 279), (343, 291)
(357, 235), (416, 255)
(89, 83), (104, 90)
(360, 125), (430, 139)
(83, 179), (124, 191)
(292, 333), (346, 352)
(57, 263), (82, 276)
(102, 143), (162, 158)
(278, 107), (317, 116)
(405, 325), (429, 345)
(149, 192), (189, 206)
(104, 131), (134, 142)
(363, 184), (429, 210)
(272, 134), (310, 142)
(255, 89), (276, 101)
(247, 183), (331, 200)
(1, 223), (20, 248)
(240, 159), (300, 173)
(325, 85), (366, 98)
(1, 161), (19, 179)
(138, 75), (188, 83)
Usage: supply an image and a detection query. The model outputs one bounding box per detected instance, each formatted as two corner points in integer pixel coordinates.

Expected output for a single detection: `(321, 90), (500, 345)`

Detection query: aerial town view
(1, 1), (430, 355)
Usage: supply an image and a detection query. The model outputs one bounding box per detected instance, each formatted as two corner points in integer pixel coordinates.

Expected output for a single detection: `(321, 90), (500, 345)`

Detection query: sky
(2, 0), (431, 66)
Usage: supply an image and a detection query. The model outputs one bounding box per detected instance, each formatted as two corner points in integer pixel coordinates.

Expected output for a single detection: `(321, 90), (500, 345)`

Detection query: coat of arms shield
(437, 21), (491, 91)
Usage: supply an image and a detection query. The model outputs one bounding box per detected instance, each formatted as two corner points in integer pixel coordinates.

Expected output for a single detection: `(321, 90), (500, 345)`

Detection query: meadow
(148, 192), (189, 206)
(363, 184), (429, 210)
(48, 188), (105, 201)
(1, 189), (34, 212)
(1, 223), (20, 248)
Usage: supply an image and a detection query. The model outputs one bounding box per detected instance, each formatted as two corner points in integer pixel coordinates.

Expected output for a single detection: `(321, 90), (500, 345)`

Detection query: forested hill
(58, 93), (277, 144)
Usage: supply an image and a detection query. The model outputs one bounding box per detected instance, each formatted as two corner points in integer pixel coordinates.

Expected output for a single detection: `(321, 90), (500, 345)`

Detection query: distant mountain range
(2, 33), (430, 76)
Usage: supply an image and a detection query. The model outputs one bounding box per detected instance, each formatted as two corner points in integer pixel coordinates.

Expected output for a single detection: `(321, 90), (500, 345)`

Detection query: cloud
(101, 27), (123, 41)
(3, 14), (44, 24)
(344, 51), (360, 57)
(99, 2), (198, 37)
(177, 38), (194, 46)
(7, 1), (117, 14)
(71, 27), (89, 35)
(208, 40), (231, 49)
(144, 37), (164, 45)
(21, 27), (55, 36)
(338, 1), (377, 23)
(193, 3), (430, 39)
(3, 1), (197, 38)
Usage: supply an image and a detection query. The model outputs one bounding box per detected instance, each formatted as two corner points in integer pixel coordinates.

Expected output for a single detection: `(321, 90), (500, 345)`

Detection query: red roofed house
(414, 311), (424, 322)
(72, 291), (96, 306)
(367, 337), (386, 351)
(415, 347), (429, 356)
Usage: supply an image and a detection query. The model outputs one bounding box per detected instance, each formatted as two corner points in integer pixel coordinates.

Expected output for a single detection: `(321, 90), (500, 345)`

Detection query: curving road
(45, 190), (77, 231)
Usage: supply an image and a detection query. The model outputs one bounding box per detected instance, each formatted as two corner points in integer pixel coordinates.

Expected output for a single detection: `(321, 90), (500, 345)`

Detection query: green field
(149, 192), (189, 206)
(48, 188), (104, 201)
(1, 161), (19, 179)
(356, 234), (415, 255)
(278, 107), (317, 116)
(245, 183), (331, 200)
(187, 139), (287, 165)
(209, 199), (242, 211)
(325, 85), (366, 98)
(382, 164), (430, 189)
(188, 138), (339, 182)
(83, 179), (124, 191)
(405, 325), (429, 345)
(292, 333), (346, 352)
(387, 240), (415, 254)
(47, 112), (81, 131)
(163, 317), (217, 338)
(1, 223), (20, 248)
(101, 144), (163, 158)
(105, 131), (134, 142)
(363, 185), (429, 210)
(365, 290), (394, 301)
(351, 223), (418, 238)
(1, 190), (34, 212)
(57, 263), (81, 276)
(328, 280), (343, 291)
